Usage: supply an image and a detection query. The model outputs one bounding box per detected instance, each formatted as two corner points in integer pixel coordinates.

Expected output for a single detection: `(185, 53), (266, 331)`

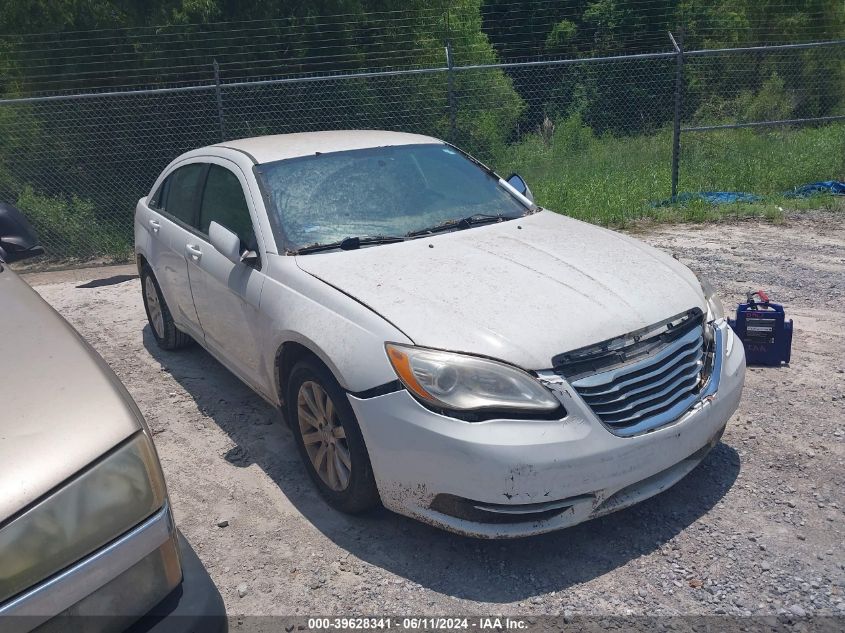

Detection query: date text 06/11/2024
(306, 618), (528, 630)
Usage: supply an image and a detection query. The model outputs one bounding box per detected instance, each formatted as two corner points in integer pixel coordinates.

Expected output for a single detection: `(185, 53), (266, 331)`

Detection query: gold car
(0, 203), (226, 633)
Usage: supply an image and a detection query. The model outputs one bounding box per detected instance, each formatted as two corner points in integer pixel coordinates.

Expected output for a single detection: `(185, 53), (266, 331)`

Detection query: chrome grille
(557, 311), (707, 437)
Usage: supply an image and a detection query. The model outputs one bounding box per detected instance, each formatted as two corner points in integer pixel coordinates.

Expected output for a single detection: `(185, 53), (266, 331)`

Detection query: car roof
(212, 130), (443, 164)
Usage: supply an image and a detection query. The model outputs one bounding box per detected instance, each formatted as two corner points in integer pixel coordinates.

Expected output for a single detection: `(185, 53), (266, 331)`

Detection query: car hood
(295, 211), (706, 370)
(0, 266), (143, 521)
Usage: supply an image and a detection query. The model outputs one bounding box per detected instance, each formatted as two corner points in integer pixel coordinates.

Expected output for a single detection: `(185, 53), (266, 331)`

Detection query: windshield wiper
(405, 213), (512, 238)
(291, 235), (405, 255)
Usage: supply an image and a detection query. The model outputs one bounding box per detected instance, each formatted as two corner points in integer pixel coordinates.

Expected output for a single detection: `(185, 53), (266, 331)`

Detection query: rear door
(145, 163), (205, 338)
(184, 160), (268, 394)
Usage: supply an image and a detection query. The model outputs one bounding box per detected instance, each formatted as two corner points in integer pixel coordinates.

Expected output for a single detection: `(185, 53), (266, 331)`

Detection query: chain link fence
(0, 22), (842, 262)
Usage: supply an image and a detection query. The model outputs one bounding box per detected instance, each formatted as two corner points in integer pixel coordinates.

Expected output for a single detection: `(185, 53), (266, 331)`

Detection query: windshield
(255, 143), (529, 251)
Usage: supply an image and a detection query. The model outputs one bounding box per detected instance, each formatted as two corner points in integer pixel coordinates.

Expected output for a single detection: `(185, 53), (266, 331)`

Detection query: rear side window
(162, 163), (205, 225)
(199, 165), (255, 247)
(148, 179), (169, 210)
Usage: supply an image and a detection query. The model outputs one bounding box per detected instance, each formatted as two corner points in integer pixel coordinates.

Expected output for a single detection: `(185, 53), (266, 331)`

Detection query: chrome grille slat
(567, 317), (707, 436)
(602, 384), (701, 426)
(609, 391), (701, 428)
(576, 346), (703, 400)
(572, 326), (702, 389)
(590, 368), (702, 416)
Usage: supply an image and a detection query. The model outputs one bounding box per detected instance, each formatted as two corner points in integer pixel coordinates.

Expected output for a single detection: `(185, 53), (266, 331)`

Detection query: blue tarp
(785, 180), (845, 198)
(654, 180), (845, 206)
(653, 191), (761, 207)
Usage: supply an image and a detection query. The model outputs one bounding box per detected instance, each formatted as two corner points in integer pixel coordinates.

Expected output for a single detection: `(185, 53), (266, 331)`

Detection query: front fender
(261, 255), (411, 399)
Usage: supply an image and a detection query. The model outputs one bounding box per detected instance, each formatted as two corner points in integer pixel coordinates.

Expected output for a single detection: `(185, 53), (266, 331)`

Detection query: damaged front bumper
(348, 321), (745, 538)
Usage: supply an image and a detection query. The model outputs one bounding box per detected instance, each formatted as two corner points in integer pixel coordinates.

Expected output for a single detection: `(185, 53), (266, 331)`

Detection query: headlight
(697, 273), (725, 322)
(0, 432), (167, 604)
(385, 343), (560, 414)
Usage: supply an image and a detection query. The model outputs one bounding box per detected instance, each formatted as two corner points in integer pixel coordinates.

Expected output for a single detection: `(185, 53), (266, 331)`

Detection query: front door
(145, 162), (205, 339)
(183, 160), (268, 393)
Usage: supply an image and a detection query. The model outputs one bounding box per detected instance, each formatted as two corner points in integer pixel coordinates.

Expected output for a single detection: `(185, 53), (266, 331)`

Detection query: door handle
(185, 244), (203, 260)
(148, 219), (160, 233)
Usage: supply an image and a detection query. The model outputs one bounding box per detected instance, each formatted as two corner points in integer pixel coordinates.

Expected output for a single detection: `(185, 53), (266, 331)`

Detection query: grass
(12, 115), (844, 263)
(15, 185), (132, 261)
(491, 116), (845, 226)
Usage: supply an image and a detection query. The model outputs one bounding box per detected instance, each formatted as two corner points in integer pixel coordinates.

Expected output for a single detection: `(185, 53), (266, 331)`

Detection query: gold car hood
(0, 266), (143, 521)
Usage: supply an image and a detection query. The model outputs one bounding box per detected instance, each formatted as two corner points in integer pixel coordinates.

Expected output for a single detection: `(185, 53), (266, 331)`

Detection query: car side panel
(259, 254), (411, 401)
(183, 158), (269, 390)
(135, 198), (202, 340)
(157, 211), (204, 336)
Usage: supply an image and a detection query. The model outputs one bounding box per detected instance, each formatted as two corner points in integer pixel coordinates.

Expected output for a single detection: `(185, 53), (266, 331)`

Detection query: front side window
(255, 143), (529, 251)
(199, 165), (255, 248)
(160, 163), (205, 225)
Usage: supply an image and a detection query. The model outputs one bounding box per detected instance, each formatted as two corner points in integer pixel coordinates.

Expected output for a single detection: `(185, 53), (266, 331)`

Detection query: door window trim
(196, 162), (263, 269)
(149, 155), (268, 259)
(150, 162), (209, 236)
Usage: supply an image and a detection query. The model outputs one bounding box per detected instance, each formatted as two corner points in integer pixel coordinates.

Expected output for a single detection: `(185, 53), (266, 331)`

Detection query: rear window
(148, 180), (168, 210)
(160, 163), (205, 226)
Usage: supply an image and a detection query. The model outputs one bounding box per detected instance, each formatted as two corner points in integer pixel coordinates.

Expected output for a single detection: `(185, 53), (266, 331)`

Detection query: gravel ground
(26, 210), (845, 619)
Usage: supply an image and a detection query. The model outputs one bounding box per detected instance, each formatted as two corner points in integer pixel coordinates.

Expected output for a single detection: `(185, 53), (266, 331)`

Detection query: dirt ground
(26, 210), (845, 619)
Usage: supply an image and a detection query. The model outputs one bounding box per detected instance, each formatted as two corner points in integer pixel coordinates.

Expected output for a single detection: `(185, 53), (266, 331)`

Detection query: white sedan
(134, 130), (745, 538)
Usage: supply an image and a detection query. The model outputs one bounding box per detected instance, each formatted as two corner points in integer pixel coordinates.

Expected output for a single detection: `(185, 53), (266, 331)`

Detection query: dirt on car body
(25, 209), (845, 618)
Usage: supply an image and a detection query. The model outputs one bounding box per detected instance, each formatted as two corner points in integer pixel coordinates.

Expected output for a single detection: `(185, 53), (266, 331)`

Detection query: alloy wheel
(297, 380), (352, 491)
(144, 276), (164, 339)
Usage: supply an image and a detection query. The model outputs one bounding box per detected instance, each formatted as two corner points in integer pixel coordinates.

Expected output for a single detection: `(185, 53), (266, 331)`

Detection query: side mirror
(209, 221), (242, 264)
(209, 221), (258, 265)
(0, 203), (44, 263)
(506, 173), (534, 204)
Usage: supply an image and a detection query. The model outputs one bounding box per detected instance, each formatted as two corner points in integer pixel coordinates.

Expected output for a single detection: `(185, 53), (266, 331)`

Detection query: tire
(287, 358), (380, 513)
(141, 265), (192, 351)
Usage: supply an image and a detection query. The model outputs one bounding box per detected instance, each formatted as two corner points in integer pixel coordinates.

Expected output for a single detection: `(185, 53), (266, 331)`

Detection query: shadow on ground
(144, 327), (740, 603)
(76, 274), (138, 288)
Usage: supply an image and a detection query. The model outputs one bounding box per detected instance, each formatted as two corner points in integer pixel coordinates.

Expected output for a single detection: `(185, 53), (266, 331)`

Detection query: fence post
(213, 58), (227, 142)
(445, 40), (457, 142)
(669, 30), (684, 201)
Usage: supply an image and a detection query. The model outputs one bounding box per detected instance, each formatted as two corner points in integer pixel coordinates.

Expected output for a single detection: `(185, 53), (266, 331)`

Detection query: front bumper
(129, 534), (227, 633)
(349, 322), (745, 538)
